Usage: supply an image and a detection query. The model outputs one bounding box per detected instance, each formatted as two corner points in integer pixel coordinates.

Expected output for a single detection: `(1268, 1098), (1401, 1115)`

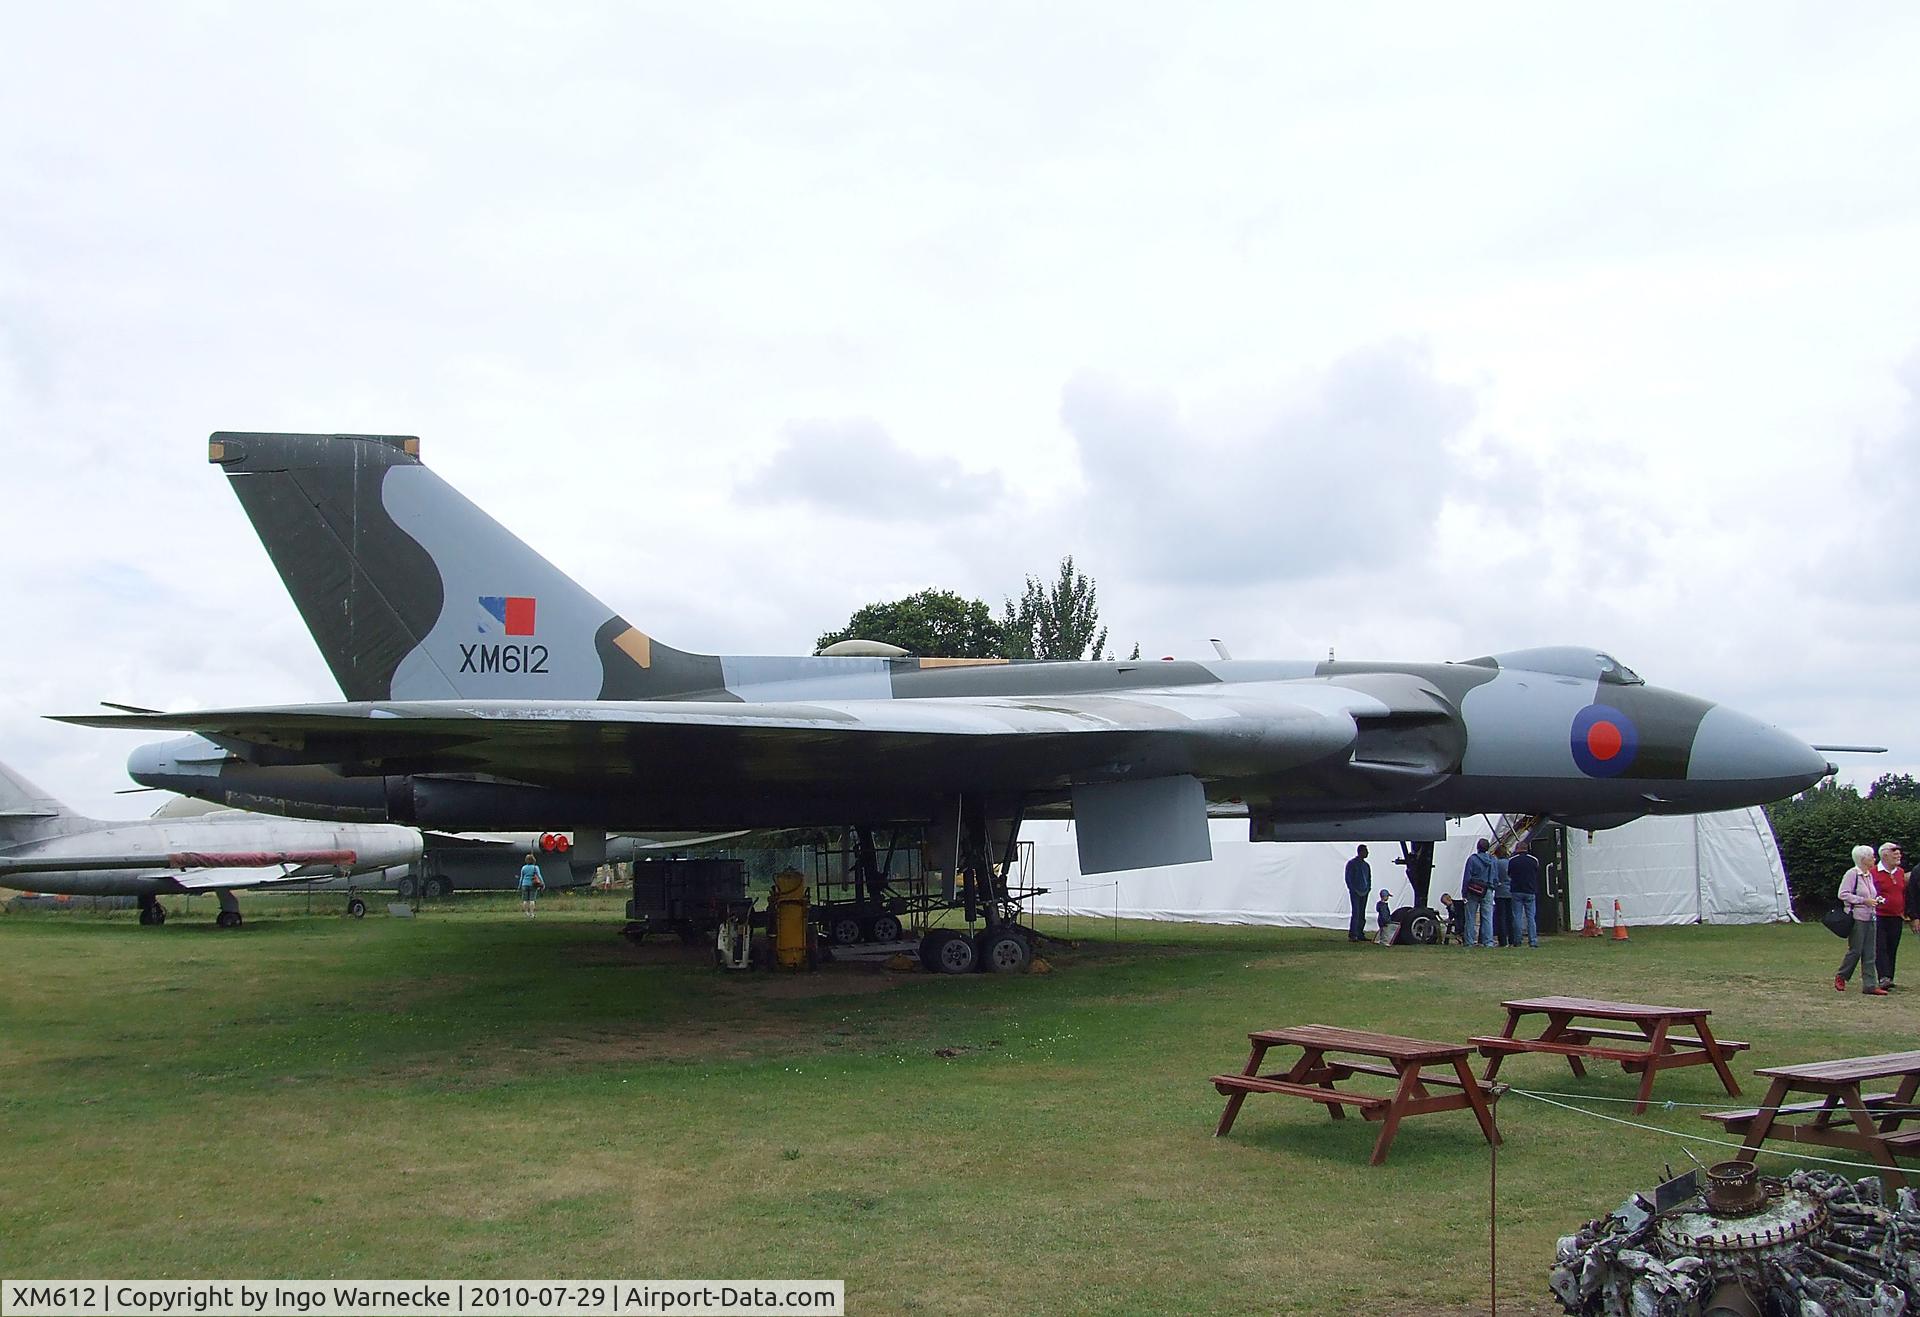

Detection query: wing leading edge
(58, 679), (1466, 872)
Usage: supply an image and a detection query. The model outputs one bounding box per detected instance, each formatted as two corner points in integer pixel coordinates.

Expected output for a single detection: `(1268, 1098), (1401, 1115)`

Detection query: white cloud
(739, 418), (1007, 519)
(1062, 342), (1476, 584)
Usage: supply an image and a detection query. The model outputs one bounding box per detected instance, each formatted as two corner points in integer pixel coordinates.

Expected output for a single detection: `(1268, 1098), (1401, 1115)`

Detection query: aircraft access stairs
(1490, 813), (1542, 854)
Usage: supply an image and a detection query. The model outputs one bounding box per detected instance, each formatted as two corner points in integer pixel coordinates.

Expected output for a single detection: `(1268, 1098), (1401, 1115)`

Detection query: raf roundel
(1570, 704), (1638, 778)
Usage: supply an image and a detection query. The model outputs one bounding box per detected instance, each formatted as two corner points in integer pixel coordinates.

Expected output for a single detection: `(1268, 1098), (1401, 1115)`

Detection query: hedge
(1764, 787), (1920, 912)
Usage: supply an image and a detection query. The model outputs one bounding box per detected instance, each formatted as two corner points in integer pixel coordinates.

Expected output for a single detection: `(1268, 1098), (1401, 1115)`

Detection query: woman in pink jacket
(1835, 844), (1888, 996)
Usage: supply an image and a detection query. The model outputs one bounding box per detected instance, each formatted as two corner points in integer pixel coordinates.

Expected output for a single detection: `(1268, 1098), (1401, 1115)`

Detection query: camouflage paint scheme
(0, 760), (421, 912)
(72, 434), (1830, 875)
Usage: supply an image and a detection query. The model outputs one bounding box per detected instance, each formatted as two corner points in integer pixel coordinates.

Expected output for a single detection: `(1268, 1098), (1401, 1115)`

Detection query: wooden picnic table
(1472, 995), (1748, 1114)
(1210, 1024), (1503, 1166)
(1702, 1050), (1920, 1187)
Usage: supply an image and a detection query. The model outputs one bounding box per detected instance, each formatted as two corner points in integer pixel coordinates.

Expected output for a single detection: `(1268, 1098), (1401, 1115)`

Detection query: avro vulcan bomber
(67, 434), (1830, 948)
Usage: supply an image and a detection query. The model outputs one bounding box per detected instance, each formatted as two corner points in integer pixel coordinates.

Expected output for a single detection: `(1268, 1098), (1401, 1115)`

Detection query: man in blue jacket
(1344, 845), (1372, 943)
(1462, 839), (1496, 948)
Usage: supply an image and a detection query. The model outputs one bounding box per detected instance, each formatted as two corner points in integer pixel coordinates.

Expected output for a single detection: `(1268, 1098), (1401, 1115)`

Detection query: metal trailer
(808, 828), (1049, 974)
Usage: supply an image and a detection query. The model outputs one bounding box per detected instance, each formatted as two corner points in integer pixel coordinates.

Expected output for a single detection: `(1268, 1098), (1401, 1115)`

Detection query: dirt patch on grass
(536, 1027), (788, 1066)
(730, 966), (916, 998)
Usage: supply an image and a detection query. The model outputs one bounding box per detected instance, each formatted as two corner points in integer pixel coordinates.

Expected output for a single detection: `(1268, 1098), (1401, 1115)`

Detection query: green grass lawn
(2, 891), (1914, 1314)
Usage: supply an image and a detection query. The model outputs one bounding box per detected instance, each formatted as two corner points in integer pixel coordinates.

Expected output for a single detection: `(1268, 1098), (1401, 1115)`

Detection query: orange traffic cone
(1580, 898), (1603, 937)
(1610, 899), (1630, 941)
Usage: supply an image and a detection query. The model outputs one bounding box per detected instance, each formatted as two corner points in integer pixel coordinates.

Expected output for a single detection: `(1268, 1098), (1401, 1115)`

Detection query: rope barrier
(1507, 1088), (1909, 1176)
(1508, 1086), (1920, 1118)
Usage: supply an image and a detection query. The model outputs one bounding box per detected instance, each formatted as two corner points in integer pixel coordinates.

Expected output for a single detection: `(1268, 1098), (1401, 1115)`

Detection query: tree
(1870, 772), (1920, 802)
(1001, 555), (1109, 660)
(814, 588), (1003, 658)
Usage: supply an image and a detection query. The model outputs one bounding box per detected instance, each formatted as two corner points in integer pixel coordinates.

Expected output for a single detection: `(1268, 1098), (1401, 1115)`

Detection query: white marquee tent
(1021, 808), (1794, 929)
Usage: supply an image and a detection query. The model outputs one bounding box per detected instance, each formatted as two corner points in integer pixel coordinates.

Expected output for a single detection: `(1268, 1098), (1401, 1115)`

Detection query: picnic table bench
(1211, 1024), (1503, 1166)
(1472, 995), (1748, 1114)
(1702, 1049), (1920, 1187)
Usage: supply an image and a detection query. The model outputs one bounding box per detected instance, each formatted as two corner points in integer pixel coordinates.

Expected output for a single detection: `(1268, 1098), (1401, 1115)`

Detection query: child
(1441, 892), (1465, 945)
(1375, 888), (1393, 943)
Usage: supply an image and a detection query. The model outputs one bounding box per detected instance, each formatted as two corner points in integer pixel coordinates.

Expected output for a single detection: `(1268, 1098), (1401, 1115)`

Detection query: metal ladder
(1490, 812), (1542, 853)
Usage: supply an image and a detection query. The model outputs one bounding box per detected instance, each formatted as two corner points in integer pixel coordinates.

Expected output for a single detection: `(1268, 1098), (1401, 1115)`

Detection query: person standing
(1344, 845), (1372, 943)
(1492, 847), (1515, 948)
(518, 851), (544, 917)
(1462, 839), (1496, 948)
(1834, 844), (1886, 995)
(1874, 842), (1906, 990)
(1910, 857), (1919, 941)
(1506, 839), (1541, 948)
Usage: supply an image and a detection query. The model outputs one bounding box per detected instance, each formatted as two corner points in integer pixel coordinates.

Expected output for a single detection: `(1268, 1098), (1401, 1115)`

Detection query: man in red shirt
(1874, 842), (1906, 990)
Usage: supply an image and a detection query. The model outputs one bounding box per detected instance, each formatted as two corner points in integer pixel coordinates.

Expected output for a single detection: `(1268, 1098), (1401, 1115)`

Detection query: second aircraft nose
(127, 734), (228, 787)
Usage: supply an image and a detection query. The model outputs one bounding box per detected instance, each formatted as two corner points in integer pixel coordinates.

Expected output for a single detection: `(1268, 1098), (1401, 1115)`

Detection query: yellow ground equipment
(770, 869), (811, 970)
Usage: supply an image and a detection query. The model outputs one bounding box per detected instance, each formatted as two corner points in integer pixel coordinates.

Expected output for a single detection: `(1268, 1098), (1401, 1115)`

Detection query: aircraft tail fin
(208, 434), (725, 702)
(0, 761), (85, 844)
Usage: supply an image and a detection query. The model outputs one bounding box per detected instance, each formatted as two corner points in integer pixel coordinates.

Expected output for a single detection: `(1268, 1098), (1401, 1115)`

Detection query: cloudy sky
(3, 2), (1916, 818)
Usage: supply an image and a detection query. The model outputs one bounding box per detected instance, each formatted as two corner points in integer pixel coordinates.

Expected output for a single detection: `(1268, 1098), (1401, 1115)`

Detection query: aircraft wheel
(867, 913), (903, 944)
(926, 929), (976, 975)
(347, 897), (367, 919)
(139, 903), (161, 926)
(422, 876), (451, 899)
(395, 875), (419, 900)
(977, 928), (1031, 973)
(829, 914), (864, 945)
(1406, 912), (1441, 945)
(216, 909), (242, 929)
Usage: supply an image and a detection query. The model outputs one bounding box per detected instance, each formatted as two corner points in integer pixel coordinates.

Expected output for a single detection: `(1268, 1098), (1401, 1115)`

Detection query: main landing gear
(916, 923), (1035, 974)
(215, 890), (244, 929)
(914, 798), (1035, 974)
(137, 894), (167, 926)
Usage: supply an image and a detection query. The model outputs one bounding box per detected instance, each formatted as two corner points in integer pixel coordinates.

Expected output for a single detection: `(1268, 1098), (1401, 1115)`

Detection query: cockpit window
(1479, 646), (1645, 685)
(1596, 653), (1644, 686)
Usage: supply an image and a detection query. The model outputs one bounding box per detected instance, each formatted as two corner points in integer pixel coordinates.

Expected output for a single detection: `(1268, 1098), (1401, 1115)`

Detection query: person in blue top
(518, 852), (544, 917)
(1492, 847), (1515, 947)
(1461, 839), (1496, 948)
(1506, 839), (1541, 948)
(1343, 845), (1372, 943)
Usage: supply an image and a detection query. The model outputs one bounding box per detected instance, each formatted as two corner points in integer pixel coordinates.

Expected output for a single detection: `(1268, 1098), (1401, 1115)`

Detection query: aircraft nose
(126, 738), (176, 785)
(1688, 705), (1830, 795)
(127, 734), (226, 787)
